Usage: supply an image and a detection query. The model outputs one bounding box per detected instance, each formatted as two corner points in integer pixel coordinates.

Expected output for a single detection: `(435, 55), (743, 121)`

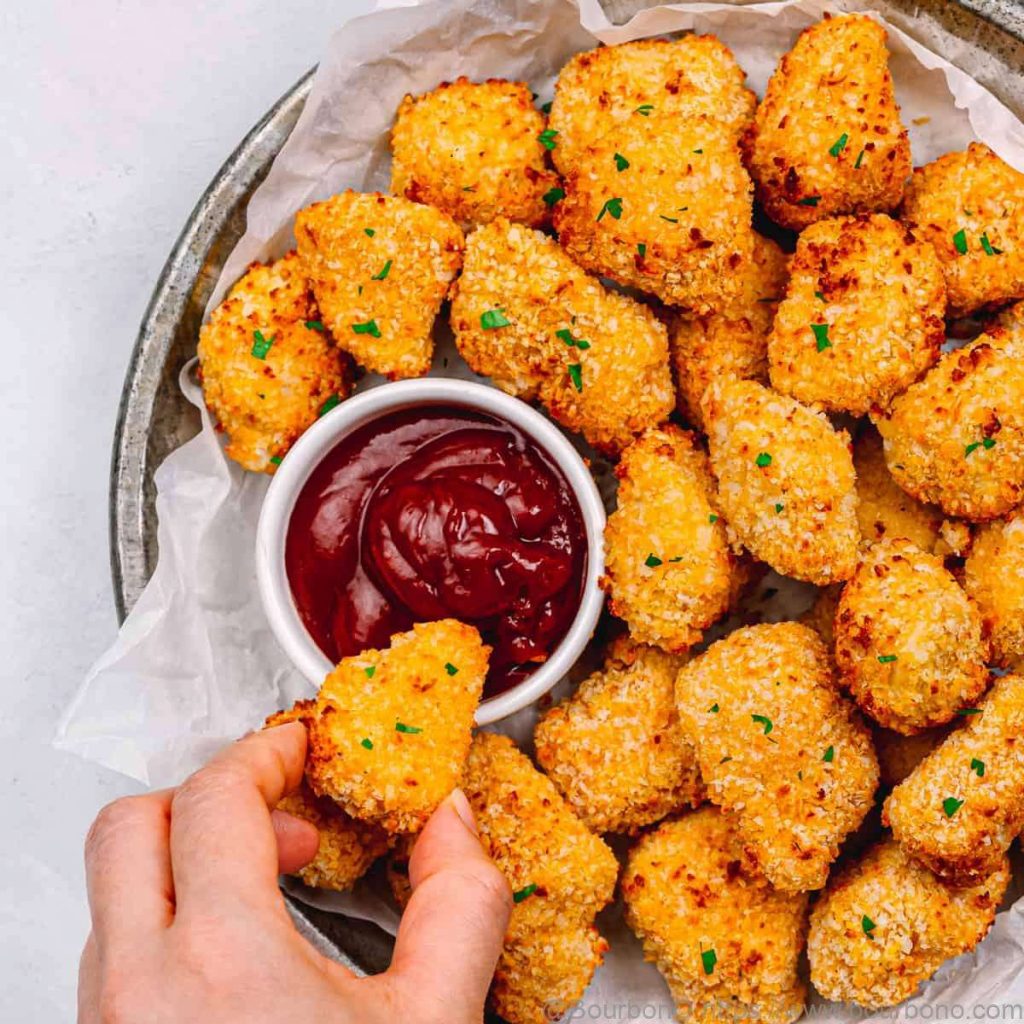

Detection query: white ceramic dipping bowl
(255, 378), (606, 725)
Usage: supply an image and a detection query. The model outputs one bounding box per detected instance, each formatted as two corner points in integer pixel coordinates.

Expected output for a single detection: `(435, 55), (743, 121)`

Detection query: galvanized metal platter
(110, 0), (1024, 981)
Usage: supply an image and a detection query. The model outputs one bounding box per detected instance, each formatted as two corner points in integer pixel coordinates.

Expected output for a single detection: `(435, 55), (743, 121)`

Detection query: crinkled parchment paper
(58, 0), (1024, 1016)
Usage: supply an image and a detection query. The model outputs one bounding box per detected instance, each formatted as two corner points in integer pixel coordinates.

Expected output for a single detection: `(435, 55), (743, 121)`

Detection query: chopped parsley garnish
(251, 329), (275, 359)
(971, 758), (985, 778)
(614, 152), (630, 172)
(981, 232), (1003, 255)
(481, 308), (511, 330)
(965, 437), (996, 457)
(709, 703), (720, 714)
(943, 796), (964, 818)
(812, 322), (831, 352)
(395, 722), (422, 734)
(957, 708), (982, 717)
(829, 133), (849, 158)
(538, 128), (558, 150)
(364, 227), (376, 237)
(462, 185), (476, 192)
(352, 319), (381, 338)
(318, 394), (341, 417)
(814, 290), (826, 302)
(597, 197), (623, 222)
(269, 455), (283, 466)
(854, 148), (866, 169)
(541, 101), (552, 115)
(862, 915), (876, 938)
(798, 196), (821, 207)
(692, 148), (703, 154)
(645, 554), (663, 568)
(513, 883), (538, 904)
(371, 259), (392, 281)
(556, 328), (591, 350)
(361, 738), (373, 750)
(708, 513), (719, 523)
(755, 452), (773, 468)
(701, 948), (717, 976)
(364, 666), (376, 678)
(953, 229), (968, 255)
(668, 556), (683, 563)
(752, 714), (774, 736)
(720, 755), (732, 764)
(305, 319), (325, 332)
(634, 103), (654, 116)
(774, 503), (784, 513)
(823, 745), (835, 763)
(543, 186), (565, 207)
(568, 363), (583, 392)
(659, 214), (678, 224)
(445, 662), (459, 676)
(637, 243), (647, 258)
(878, 654), (897, 664)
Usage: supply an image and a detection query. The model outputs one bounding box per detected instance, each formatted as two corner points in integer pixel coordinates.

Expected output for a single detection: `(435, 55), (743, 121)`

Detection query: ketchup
(285, 405), (587, 697)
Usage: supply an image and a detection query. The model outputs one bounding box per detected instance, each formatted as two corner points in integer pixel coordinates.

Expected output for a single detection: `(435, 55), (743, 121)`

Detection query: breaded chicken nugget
(197, 252), (351, 473)
(884, 672), (1024, 885)
(768, 214), (945, 415)
(299, 620), (488, 834)
(704, 378), (859, 585)
(671, 235), (789, 431)
(900, 143), (1024, 317)
(798, 584), (843, 651)
(622, 808), (808, 1024)
(450, 218), (674, 453)
(390, 77), (560, 230)
(676, 622), (879, 892)
(548, 35), (756, 174)
(294, 191), (464, 379)
(554, 113), (755, 314)
(873, 328), (1024, 521)
(872, 725), (951, 789)
(534, 637), (701, 834)
(834, 538), (989, 734)
(964, 509), (1024, 667)
(808, 838), (1008, 1008)
(741, 14), (910, 232)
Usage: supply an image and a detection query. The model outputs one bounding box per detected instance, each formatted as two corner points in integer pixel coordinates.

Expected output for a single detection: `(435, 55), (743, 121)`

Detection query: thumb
(387, 789), (512, 1016)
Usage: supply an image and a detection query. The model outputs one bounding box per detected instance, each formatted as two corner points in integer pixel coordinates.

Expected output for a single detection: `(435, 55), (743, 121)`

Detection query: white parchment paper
(58, 0), (1024, 1016)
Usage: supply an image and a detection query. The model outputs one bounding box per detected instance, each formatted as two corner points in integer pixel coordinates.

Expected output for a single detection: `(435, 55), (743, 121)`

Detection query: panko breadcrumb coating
(884, 672), (1024, 885)
(294, 191), (464, 379)
(554, 113), (755, 315)
(768, 214), (945, 415)
(704, 378), (859, 585)
(548, 35), (755, 174)
(390, 78), (560, 230)
(299, 620), (489, 834)
(197, 252), (351, 473)
(741, 14), (910, 231)
(964, 509), (1024, 666)
(873, 328), (1024, 521)
(675, 622), (879, 892)
(798, 584), (843, 652)
(872, 725), (951, 789)
(603, 427), (744, 653)
(899, 143), (1024, 317)
(450, 218), (674, 453)
(808, 838), (1008, 1008)
(534, 637), (701, 834)
(671, 234), (790, 431)
(834, 538), (989, 735)
(622, 808), (808, 1024)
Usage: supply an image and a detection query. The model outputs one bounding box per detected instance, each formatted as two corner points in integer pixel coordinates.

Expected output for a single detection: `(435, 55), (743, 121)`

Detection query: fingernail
(447, 787), (478, 835)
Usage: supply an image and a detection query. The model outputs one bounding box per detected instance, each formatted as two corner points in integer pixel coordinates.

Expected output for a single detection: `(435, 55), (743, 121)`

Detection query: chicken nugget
(964, 509), (1024, 667)
(602, 426), (743, 652)
(300, 619), (488, 834)
(834, 538), (989, 735)
(676, 622), (879, 892)
(197, 252), (351, 473)
(808, 838), (1008, 1008)
(798, 584), (842, 651)
(548, 35), (756, 174)
(390, 77), (560, 230)
(884, 672), (1024, 884)
(873, 328), (1024, 521)
(554, 113), (755, 315)
(671, 234), (789, 431)
(900, 143), (1024, 317)
(768, 214), (945, 415)
(622, 808), (808, 1024)
(450, 218), (674, 453)
(704, 378), (859, 585)
(872, 725), (951, 789)
(741, 14), (910, 232)
(294, 191), (464, 379)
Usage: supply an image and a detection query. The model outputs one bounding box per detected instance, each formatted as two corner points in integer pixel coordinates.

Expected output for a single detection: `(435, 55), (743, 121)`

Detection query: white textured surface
(0, 1), (372, 1017)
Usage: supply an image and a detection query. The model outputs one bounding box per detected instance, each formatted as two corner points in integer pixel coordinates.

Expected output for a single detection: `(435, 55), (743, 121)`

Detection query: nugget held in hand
(295, 191), (464, 379)
(808, 838), (1008, 1008)
(676, 622), (879, 892)
(705, 378), (859, 585)
(768, 214), (945, 415)
(741, 14), (910, 231)
(622, 808), (808, 1024)
(964, 509), (1024, 667)
(198, 252), (351, 473)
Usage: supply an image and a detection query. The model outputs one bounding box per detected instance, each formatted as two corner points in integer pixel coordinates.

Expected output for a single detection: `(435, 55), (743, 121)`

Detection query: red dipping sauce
(285, 405), (587, 697)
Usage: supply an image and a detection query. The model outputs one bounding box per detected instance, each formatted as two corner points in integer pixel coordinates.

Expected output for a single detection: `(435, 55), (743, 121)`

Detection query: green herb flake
(693, 148), (703, 154)
(597, 197), (624, 222)
(965, 438), (996, 457)
(708, 513), (719, 524)
(812, 322), (832, 352)
(395, 722), (423, 735)
(957, 708), (982, 717)
(829, 133), (849, 158)
(352, 319), (381, 338)
(538, 128), (559, 150)
(709, 703), (720, 714)
(361, 738), (373, 750)
(251, 329), (275, 359)
(756, 452), (773, 468)
(371, 259), (392, 281)
(556, 328), (590, 350)
(445, 662), (459, 676)
(752, 714), (774, 736)
(798, 196), (822, 207)
(943, 796), (965, 818)
(542, 186), (566, 208)
(513, 883), (538, 904)
(305, 319), (325, 333)
(774, 502), (784, 513)
(981, 232), (1003, 256)
(971, 758), (985, 778)
(318, 394), (341, 418)
(862, 915), (877, 938)
(668, 556), (683, 563)
(823, 745), (835, 763)
(364, 666), (376, 678)
(645, 553), (664, 568)
(701, 948), (717, 976)
(637, 242), (647, 258)
(269, 455), (282, 466)
(878, 654), (898, 664)
(634, 103), (654, 116)
(953, 229), (968, 255)
(364, 227), (376, 237)
(481, 308), (511, 330)
(568, 362), (583, 392)
(659, 214), (679, 224)
(614, 152), (630, 172)
(814, 290), (826, 302)
(854, 148), (866, 169)
(720, 755), (732, 764)
(541, 101), (552, 115)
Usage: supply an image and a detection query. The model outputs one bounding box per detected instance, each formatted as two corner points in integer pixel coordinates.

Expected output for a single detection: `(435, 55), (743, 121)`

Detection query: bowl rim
(254, 377), (606, 725)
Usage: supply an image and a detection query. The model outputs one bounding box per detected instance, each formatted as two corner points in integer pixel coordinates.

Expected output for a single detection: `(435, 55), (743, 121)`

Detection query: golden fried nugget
(873, 328), (1024, 521)
(741, 14), (910, 231)
(450, 218), (674, 453)
(671, 235), (789, 431)
(294, 191), (464, 379)
(884, 672), (1024, 885)
(300, 620), (488, 834)
(676, 622), (879, 892)
(390, 77), (559, 230)
(705, 378), (859, 585)
(964, 509), (1024, 667)
(197, 252), (351, 473)
(900, 143), (1024, 317)
(768, 214), (945, 415)
(872, 725), (951, 789)
(798, 584), (842, 651)
(554, 113), (755, 314)
(548, 35), (756, 174)
(808, 838), (1008, 1008)
(834, 538), (989, 734)
(534, 637), (701, 834)
(622, 808), (808, 1024)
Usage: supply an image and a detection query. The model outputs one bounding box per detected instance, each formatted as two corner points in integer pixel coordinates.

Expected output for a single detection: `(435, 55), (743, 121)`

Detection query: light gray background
(0, 1), (372, 1017)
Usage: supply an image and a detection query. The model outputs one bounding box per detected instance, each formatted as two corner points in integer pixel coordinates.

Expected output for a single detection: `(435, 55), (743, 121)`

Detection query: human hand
(79, 722), (512, 1024)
